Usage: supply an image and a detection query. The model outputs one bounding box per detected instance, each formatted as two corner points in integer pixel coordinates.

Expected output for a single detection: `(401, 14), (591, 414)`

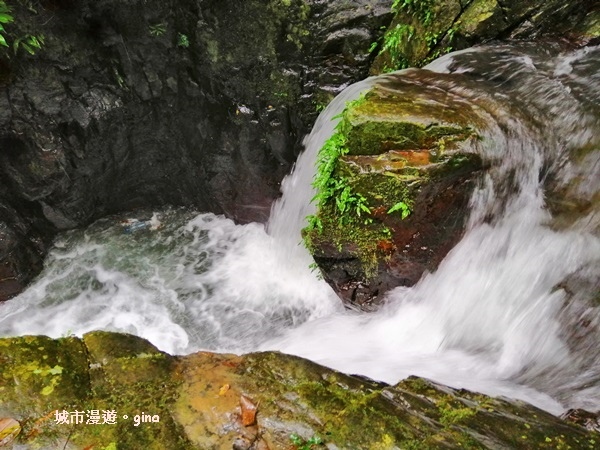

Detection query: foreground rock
(0, 332), (597, 449)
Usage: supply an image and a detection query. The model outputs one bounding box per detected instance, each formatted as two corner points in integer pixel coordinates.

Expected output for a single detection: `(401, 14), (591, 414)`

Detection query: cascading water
(1, 42), (599, 415)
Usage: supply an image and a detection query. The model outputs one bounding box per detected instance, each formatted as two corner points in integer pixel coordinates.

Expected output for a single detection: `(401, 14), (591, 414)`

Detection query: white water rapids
(1, 43), (599, 415)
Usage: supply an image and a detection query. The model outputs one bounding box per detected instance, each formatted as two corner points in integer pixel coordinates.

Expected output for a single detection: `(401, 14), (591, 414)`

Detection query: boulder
(303, 72), (484, 310)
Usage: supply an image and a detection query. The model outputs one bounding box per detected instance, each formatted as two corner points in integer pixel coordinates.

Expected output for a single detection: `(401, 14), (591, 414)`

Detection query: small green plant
(307, 262), (323, 280)
(177, 32), (189, 48)
(387, 201), (411, 219)
(149, 23), (167, 37)
(311, 128), (349, 208)
(0, 2), (45, 56)
(0, 1), (13, 48)
(290, 433), (323, 449)
(377, 0), (449, 71)
(392, 0), (435, 25)
(13, 33), (44, 55)
(306, 214), (322, 233)
(335, 181), (371, 219)
(381, 23), (414, 70)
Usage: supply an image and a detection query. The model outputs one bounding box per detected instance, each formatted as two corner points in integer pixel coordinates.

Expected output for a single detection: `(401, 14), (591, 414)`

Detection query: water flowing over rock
(0, 1), (598, 301)
(1, 3), (600, 447)
(305, 41), (600, 309)
(0, 332), (598, 449)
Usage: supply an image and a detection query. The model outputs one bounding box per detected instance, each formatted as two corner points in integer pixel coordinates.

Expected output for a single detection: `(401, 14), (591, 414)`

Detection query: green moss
(2, 336), (598, 449)
(456, 0), (502, 38)
(581, 10), (600, 37)
(0, 333), (191, 449)
(373, 0), (461, 72)
(69, 333), (187, 449)
(0, 335), (90, 417)
(240, 353), (419, 448)
(437, 397), (477, 427)
(304, 204), (391, 278)
(303, 86), (476, 279)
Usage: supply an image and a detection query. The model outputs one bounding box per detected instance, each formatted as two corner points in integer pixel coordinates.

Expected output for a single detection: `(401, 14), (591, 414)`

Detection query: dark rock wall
(0, 0), (393, 300)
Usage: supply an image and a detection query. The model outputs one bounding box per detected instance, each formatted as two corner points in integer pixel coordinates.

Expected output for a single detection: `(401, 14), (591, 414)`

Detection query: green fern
(13, 34), (44, 55)
(387, 201), (411, 219)
(0, 1), (14, 48)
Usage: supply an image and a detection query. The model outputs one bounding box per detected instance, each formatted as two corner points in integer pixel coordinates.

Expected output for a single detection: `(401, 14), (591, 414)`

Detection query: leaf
(290, 434), (303, 445)
(0, 33), (6, 47)
(23, 42), (35, 55)
(29, 36), (41, 49)
(0, 13), (13, 24)
(0, 418), (21, 447)
(41, 385), (54, 396)
(387, 201), (408, 215)
(239, 395), (257, 426)
(218, 384), (230, 396)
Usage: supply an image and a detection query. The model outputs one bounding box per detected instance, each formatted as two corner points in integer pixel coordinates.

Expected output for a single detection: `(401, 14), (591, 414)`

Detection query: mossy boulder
(304, 73), (484, 309)
(0, 332), (598, 449)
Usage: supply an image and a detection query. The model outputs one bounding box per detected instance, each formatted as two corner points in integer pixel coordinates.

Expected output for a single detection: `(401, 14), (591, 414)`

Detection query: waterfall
(264, 42), (600, 413)
(0, 42), (599, 414)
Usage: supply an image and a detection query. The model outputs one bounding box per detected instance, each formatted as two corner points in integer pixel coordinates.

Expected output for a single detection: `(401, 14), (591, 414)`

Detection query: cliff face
(0, 0), (393, 301)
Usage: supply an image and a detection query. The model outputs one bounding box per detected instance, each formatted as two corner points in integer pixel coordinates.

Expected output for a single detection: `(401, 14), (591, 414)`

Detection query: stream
(1, 42), (599, 416)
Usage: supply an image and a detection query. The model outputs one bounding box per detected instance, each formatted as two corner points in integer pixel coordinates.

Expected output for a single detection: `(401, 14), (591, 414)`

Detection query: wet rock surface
(0, 1), (598, 302)
(0, 332), (598, 449)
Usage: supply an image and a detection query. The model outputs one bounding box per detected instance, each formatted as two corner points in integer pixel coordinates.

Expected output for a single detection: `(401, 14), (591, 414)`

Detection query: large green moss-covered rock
(304, 73), (483, 309)
(0, 332), (598, 449)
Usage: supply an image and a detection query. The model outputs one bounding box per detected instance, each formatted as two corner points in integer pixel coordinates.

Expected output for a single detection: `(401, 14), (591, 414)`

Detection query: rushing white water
(1, 43), (599, 415)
